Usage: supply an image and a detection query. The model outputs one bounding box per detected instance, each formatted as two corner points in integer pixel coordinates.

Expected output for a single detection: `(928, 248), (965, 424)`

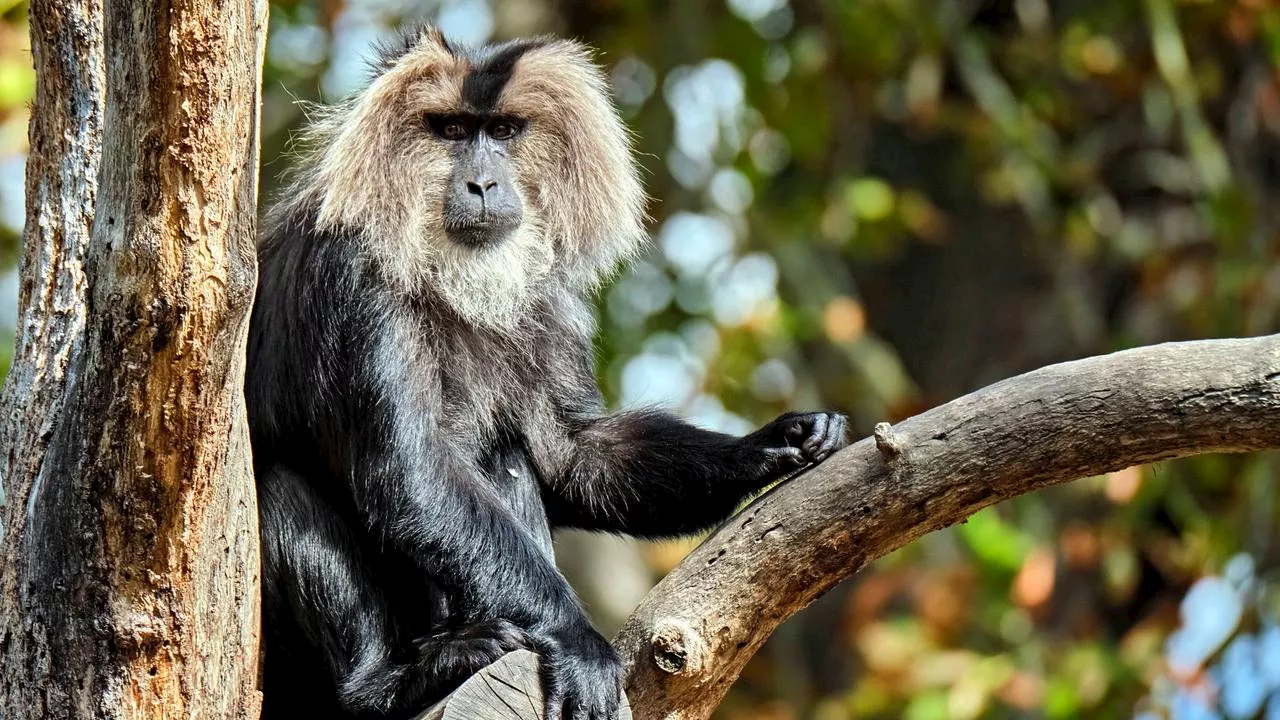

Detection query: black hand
(534, 623), (623, 720)
(748, 411), (850, 476)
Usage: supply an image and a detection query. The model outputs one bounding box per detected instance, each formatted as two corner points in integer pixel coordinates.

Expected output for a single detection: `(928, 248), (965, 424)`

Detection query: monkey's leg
(258, 466), (525, 718)
(411, 618), (532, 690)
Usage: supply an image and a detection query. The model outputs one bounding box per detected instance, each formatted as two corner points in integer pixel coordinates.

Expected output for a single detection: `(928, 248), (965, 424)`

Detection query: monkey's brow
(428, 112), (525, 125)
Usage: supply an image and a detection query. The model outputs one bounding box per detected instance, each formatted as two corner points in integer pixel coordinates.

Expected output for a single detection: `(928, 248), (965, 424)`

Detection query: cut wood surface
(417, 650), (633, 720)
(425, 335), (1280, 720)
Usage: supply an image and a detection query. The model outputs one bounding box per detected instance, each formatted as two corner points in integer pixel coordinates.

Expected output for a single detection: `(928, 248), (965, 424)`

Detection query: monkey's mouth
(444, 217), (521, 248)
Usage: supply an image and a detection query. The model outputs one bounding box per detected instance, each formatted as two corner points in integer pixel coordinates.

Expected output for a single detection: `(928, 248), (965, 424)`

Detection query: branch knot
(650, 618), (706, 677)
(874, 421), (902, 461)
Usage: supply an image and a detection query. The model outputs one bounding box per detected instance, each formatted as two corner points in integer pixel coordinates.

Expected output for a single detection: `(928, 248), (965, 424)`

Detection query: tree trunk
(0, 0), (268, 717)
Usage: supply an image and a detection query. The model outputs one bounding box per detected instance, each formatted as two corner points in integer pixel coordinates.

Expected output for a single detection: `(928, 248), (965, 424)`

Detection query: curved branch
(417, 335), (1280, 718)
(614, 334), (1280, 719)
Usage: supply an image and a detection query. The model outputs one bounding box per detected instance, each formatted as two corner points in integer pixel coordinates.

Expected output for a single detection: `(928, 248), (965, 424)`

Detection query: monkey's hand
(746, 411), (850, 480)
(532, 621), (623, 720)
(413, 619), (533, 693)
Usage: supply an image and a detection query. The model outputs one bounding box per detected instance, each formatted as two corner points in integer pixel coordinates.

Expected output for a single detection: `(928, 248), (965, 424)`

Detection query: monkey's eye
(441, 122), (468, 141)
(488, 120), (522, 141)
(428, 116), (470, 141)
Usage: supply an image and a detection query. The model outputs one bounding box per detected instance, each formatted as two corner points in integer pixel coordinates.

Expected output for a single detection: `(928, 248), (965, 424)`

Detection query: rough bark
(424, 334), (1280, 719)
(0, 0), (268, 717)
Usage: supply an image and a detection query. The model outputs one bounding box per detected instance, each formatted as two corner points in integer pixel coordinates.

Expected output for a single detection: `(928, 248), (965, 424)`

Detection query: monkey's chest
(435, 345), (552, 435)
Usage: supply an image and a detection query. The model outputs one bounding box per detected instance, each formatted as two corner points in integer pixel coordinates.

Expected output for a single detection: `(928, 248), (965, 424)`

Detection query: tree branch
(416, 334), (1280, 718)
(615, 334), (1280, 718)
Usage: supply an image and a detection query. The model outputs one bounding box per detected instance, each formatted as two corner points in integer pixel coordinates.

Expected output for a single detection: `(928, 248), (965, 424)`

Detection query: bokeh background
(3, 0), (1280, 717)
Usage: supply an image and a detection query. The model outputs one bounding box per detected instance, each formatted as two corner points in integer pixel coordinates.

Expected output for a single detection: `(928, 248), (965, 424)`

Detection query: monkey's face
(432, 114), (525, 248)
(308, 28), (647, 328)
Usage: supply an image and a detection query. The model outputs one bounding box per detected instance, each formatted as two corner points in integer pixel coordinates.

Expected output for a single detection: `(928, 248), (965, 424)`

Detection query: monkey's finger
(560, 696), (589, 720)
(801, 413), (830, 455)
(813, 414), (848, 461)
(764, 445), (806, 469)
(778, 414), (806, 444)
(587, 699), (619, 720)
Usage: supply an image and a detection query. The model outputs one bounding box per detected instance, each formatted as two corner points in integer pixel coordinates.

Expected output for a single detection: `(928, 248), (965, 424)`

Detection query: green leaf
(959, 508), (1034, 572)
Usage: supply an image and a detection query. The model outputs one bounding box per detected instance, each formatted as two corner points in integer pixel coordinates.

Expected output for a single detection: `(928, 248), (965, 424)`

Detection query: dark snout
(444, 138), (523, 247)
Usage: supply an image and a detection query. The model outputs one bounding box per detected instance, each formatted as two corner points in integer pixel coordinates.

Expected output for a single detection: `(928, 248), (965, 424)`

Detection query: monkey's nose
(466, 180), (499, 197)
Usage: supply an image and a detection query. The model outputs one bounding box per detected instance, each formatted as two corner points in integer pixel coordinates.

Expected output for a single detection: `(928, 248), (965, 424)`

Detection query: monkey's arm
(352, 406), (606, 611)
(345, 363), (623, 716)
(541, 396), (847, 538)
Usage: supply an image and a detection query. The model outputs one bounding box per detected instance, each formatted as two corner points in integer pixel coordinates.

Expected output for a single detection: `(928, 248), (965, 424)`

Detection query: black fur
(460, 38), (545, 113)
(248, 134), (848, 720)
(368, 25), (455, 76)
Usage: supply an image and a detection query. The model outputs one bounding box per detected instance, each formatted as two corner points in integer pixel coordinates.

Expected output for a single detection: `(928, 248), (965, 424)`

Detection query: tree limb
(613, 334), (1280, 719)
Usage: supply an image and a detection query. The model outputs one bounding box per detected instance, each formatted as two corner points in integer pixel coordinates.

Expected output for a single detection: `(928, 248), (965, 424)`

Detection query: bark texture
(0, 0), (268, 717)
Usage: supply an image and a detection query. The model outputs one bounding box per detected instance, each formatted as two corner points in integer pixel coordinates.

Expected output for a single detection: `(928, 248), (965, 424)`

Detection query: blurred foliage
(0, 1), (27, 380)
(1136, 553), (1280, 719)
(5, 0), (1280, 717)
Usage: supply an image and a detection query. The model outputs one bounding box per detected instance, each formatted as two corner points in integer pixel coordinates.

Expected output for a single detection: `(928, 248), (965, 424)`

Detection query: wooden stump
(417, 650), (633, 720)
